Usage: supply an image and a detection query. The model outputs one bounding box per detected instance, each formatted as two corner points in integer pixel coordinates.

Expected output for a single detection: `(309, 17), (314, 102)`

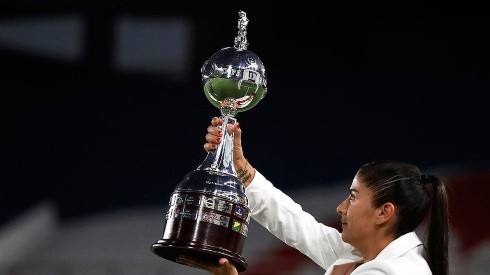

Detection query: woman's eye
(348, 194), (355, 200)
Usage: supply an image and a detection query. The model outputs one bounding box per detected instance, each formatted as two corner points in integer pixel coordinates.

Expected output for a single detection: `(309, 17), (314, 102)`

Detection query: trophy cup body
(151, 11), (266, 272)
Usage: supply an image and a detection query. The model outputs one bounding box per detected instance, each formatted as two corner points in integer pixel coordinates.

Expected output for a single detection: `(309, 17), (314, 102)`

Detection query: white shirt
(245, 170), (432, 275)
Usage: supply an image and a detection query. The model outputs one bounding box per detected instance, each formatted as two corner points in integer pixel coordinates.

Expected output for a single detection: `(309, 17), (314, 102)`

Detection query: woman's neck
(357, 234), (396, 262)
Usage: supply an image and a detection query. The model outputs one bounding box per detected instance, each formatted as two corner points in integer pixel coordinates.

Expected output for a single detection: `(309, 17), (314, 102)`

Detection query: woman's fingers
(211, 117), (223, 127)
(204, 117), (223, 152)
(206, 125), (223, 139)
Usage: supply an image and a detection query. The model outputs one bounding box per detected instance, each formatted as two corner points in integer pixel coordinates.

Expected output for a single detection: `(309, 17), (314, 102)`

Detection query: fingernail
(217, 137), (221, 142)
(236, 122), (240, 129)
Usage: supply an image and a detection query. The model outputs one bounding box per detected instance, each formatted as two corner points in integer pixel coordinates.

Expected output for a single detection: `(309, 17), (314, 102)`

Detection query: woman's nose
(336, 199), (347, 215)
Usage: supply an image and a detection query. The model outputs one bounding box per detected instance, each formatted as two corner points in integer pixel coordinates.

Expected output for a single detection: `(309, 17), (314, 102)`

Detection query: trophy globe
(151, 11), (267, 272)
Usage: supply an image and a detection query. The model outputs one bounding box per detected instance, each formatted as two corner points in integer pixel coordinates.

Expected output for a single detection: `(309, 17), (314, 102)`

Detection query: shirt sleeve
(245, 170), (359, 270)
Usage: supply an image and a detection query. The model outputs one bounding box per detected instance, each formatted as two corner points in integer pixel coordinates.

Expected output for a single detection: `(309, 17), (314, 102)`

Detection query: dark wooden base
(151, 186), (250, 272)
(151, 218), (247, 272)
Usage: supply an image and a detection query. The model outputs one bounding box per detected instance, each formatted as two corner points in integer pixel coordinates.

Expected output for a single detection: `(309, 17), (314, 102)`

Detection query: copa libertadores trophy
(151, 11), (267, 272)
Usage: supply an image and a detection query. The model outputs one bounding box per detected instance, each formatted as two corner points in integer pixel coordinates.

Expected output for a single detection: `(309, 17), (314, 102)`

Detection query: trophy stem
(197, 98), (238, 176)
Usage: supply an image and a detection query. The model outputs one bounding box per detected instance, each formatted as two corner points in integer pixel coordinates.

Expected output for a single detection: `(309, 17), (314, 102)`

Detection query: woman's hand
(204, 117), (244, 160)
(204, 117), (255, 187)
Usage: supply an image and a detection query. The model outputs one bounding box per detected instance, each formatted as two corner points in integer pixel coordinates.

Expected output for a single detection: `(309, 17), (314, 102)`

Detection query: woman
(182, 117), (449, 275)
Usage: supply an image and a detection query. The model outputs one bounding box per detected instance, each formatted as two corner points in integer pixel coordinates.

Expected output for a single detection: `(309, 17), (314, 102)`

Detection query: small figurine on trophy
(234, 10), (249, 50)
(150, 11), (267, 272)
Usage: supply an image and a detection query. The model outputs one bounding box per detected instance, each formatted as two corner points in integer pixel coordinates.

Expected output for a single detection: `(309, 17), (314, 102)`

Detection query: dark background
(2, 1), (489, 223)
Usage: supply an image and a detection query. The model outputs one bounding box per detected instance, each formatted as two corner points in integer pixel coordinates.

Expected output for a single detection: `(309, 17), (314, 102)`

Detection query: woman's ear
(375, 202), (395, 225)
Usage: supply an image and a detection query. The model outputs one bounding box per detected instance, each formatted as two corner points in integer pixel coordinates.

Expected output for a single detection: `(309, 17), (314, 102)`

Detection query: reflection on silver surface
(201, 10), (267, 113)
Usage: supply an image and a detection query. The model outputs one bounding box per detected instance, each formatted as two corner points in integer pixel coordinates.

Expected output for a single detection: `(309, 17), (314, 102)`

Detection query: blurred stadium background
(1, 1), (488, 274)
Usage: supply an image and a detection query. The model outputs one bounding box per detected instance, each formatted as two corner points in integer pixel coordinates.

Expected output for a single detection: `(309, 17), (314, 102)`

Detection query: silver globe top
(201, 10), (267, 113)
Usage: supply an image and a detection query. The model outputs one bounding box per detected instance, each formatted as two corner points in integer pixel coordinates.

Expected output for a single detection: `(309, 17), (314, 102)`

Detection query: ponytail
(425, 175), (449, 275)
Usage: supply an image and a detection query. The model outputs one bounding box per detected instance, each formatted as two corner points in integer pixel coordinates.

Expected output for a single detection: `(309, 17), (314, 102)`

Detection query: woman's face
(336, 176), (378, 246)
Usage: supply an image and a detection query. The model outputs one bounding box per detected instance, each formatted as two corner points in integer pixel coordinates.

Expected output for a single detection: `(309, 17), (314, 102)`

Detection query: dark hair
(356, 161), (449, 275)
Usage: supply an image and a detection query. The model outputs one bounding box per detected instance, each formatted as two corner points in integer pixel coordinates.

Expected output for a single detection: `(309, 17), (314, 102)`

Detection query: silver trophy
(151, 11), (267, 272)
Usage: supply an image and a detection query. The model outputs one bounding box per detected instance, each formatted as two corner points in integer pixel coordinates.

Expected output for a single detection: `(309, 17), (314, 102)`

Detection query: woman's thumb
(233, 123), (244, 158)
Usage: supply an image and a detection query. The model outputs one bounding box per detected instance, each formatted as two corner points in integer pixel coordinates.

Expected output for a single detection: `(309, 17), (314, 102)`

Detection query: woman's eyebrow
(349, 188), (358, 193)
